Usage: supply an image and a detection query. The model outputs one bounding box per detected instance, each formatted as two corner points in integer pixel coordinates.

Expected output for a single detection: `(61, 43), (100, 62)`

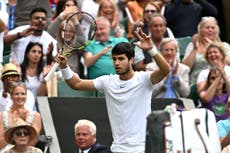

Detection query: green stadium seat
(176, 36), (192, 61)
(188, 84), (200, 107)
(57, 80), (95, 97)
(3, 54), (10, 65)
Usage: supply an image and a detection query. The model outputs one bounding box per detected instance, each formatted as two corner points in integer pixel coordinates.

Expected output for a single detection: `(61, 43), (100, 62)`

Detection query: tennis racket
(44, 11), (97, 81)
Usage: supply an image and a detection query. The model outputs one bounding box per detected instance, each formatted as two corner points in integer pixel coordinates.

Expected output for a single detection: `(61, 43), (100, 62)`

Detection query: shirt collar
(95, 37), (113, 44)
(79, 147), (91, 153)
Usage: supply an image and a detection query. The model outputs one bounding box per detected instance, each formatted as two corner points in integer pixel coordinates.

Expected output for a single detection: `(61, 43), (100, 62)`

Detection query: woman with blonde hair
(0, 81), (42, 152)
(197, 42), (230, 91)
(98, 0), (125, 37)
(182, 16), (230, 85)
(57, 19), (85, 74)
(47, 0), (79, 38)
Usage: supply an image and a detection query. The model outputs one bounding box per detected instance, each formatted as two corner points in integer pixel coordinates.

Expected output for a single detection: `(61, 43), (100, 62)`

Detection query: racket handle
(44, 62), (60, 81)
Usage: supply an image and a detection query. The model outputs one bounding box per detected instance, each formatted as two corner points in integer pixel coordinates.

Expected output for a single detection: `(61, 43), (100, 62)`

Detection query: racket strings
(62, 11), (97, 51)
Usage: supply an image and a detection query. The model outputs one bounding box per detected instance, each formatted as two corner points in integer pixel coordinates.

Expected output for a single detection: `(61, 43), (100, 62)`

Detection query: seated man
(146, 38), (190, 98)
(133, 14), (176, 71)
(83, 16), (128, 79)
(74, 119), (111, 153)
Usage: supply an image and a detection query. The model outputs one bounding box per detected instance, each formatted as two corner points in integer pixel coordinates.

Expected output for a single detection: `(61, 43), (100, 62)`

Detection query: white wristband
(147, 46), (158, 56)
(61, 66), (73, 80)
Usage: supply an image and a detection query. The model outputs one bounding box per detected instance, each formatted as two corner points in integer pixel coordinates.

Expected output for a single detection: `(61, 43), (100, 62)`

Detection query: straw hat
(1, 63), (20, 80)
(4, 118), (38, 144)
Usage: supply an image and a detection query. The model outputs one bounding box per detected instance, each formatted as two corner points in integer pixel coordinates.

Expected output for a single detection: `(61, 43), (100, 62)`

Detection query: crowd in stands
(1, 0), (230, 152)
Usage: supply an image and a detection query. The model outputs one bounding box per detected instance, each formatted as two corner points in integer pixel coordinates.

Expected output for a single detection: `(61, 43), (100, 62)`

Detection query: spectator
(74, 119), (111, 153)
(14, 0), (52, 27)
(3, 118), (43, 153)
(133, 1), (160, 35)
(134, 13), (175, 71)
(4, 7), (57, 66)
(47, 0), (78, 35)
(146, 38), (190, 98)
(182, 17), (230, 85)
(20, 42), (49, 98)
(98, 0), (125, 38)
(164, 0), (217, 38)
(133, 1), (174, 38)
(199, 66), (230, 121)
(83, 16), (128, 79)
(47, 0), (85, 74)
(0, 63), (35, 111)
(55, 28), (170, 153)
(217, 100), (230, 150)
(56, 19), (85, 75)
(0, 81), (42, 151)
(206, 0), (226, 41)
(197, 42), (230, 94)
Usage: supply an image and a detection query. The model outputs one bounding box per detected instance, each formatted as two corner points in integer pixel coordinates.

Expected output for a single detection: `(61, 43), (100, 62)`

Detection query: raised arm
(47, 5), (79, 38)
(4, 26), (37, 44)
(182, 34), (199, 69)
(55, 53), (96, 91)
(199, 76), (220, 103)
(134, 28), (170, 84)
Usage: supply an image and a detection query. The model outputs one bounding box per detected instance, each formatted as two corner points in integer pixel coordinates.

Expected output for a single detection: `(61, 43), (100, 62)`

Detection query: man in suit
(74, 119), (111, 153)
(145, 38), (190, 98)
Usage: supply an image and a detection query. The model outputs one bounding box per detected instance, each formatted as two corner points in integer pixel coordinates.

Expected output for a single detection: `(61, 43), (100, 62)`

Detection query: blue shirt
(6, 3), (16, 30)
(217, 118), (230, 138)
(84, 37), (128, 79)
(163, 71), (177, 98)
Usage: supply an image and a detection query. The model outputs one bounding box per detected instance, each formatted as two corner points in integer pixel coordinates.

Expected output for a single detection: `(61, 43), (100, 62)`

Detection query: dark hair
(20, 42), (44, 82)
(111, 42), (134, 60)
(30, 7), (47, 19)
(206, 67), (227, 93)
(53, 0), (78, 19)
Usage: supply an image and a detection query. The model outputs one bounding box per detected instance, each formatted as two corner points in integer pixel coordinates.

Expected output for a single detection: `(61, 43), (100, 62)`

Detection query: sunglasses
(14, 130), (30, 137)
(144, 10), (157, 14)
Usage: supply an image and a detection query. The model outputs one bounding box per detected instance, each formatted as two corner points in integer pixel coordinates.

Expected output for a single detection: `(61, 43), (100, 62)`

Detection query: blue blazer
(78, 143), (111, 153)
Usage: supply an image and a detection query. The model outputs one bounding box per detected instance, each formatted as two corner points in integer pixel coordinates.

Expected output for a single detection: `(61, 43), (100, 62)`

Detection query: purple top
(201, 93), (229, 121)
